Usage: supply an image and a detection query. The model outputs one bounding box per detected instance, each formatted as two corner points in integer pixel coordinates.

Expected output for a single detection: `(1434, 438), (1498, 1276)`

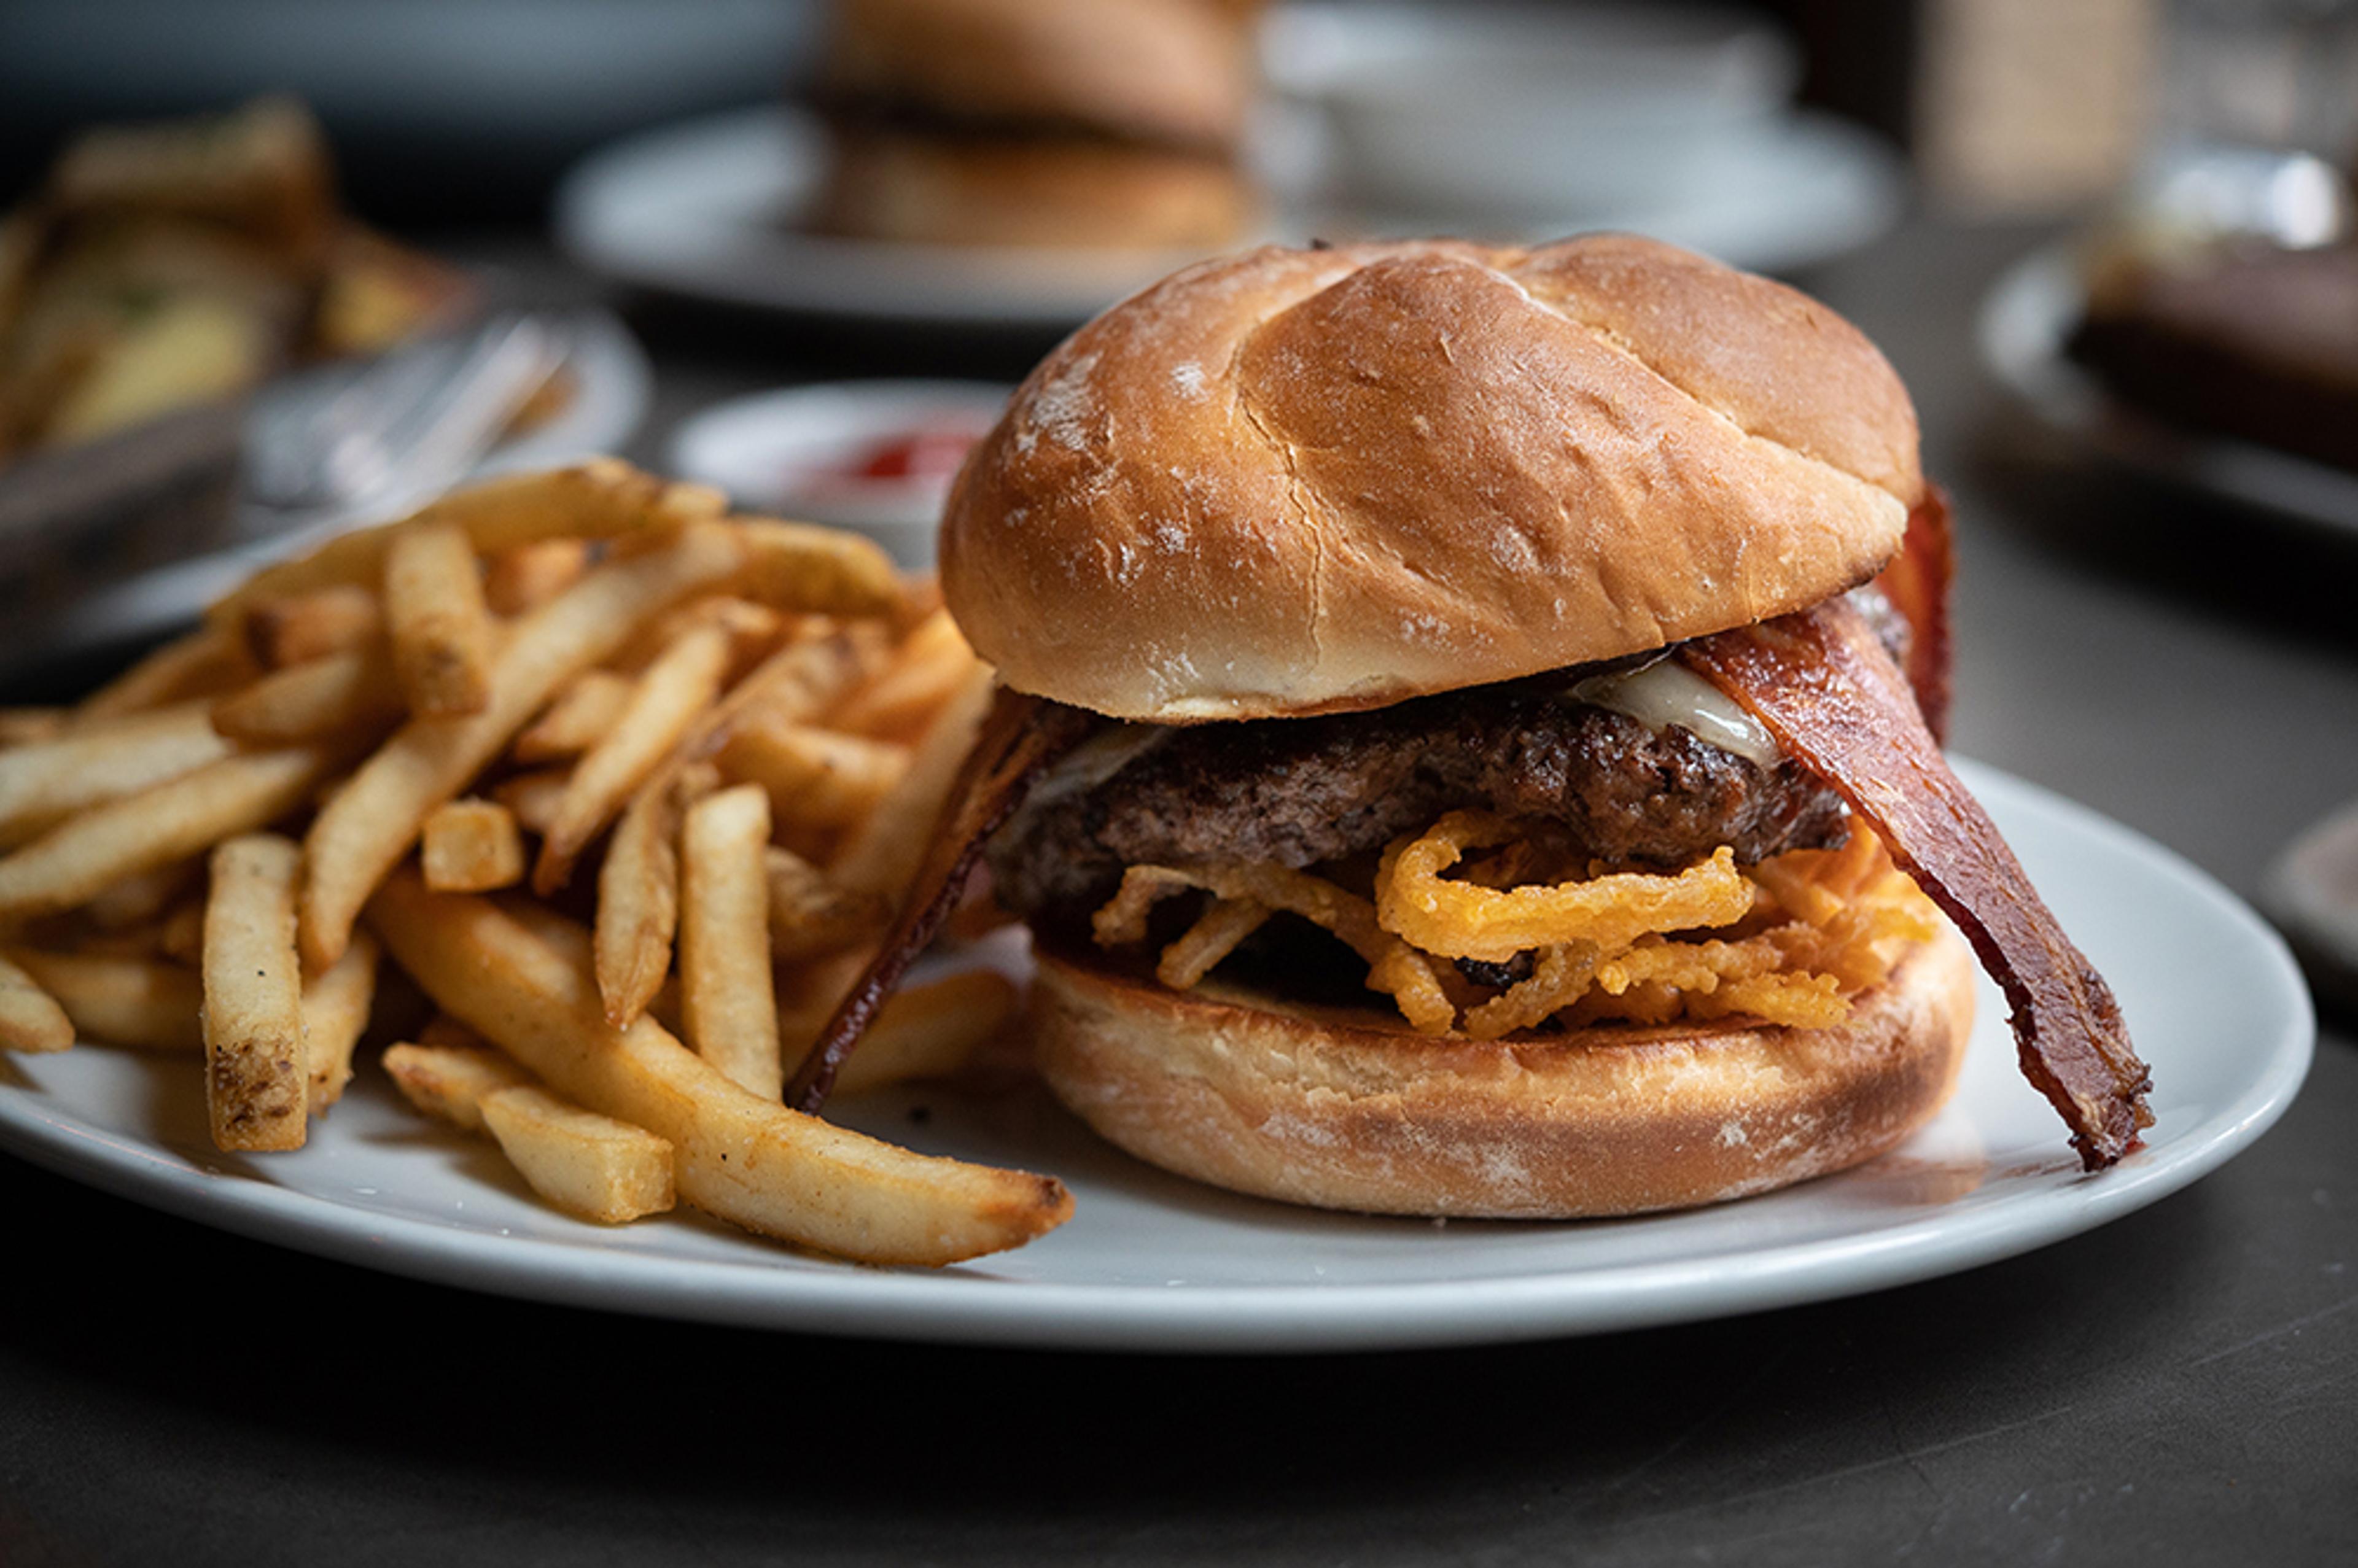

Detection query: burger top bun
(941, 234), (1923, 723)
(824, 0), (1255, 153)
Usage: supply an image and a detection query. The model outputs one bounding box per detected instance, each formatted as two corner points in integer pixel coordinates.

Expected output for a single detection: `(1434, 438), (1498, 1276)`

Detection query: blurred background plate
(1979, 168), (2358, 544)
(555, 106), (1283, 330)
(6, 304), (650, 675)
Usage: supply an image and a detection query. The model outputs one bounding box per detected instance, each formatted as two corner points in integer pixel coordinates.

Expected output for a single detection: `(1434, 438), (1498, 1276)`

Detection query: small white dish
(1266, 0), (1799, 218)
(668, 380), (1011, 569)
(0, 763), (2313, 1353)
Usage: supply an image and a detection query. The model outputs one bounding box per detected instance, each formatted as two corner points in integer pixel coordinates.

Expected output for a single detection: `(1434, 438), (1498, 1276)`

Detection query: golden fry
(679, 783), (780, 1099)
(241, 585), (383, 670)
(764, 846), (889, 962)
(481, 537), (590, 617)
(729, 518), (903, 619)
(827, 608), (979, 740)
(303, 928), (378, 1110)
(209, 644), (405, 745)
(384, 521), (495, 716)
(74, 626), (251, 724)
(201, 833), (309, 1151)
(300, 522), (744, 970)
(479, 1084), (676, 1224)
(383, 1038), (532, 1132)
(535, 622), (731, 894)
(720, 720), (908, 833)
(0, 744), (333, 927)
(210, 459), (666, 624)
(0, 948), (203, 1051)
(0, 952), (74, 1053)
(511, 669), (632, 763)
(420, 798), (526, 893)
(591, 631), (872, 1025)
(0, 709), (66, 747)
(830, 662), (995, 897)
(0, 702), (232, 847)
(367, 874), (1071, 1265)
(491, 769), (574, 837)
(594, 764), (712, 1029)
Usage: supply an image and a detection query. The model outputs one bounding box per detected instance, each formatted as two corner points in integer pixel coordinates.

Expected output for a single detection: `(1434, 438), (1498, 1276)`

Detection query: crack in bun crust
(943, 235), (1924, 722)
(1030, 930), (1975, 1217)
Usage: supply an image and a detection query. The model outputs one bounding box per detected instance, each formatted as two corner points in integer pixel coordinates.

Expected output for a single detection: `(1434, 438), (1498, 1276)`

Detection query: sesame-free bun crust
(825, 0), (1254, 152)
(1030, 928), (1974, 1218)
(815, 131), (1255, 250)
(942, 235), (1923, 721)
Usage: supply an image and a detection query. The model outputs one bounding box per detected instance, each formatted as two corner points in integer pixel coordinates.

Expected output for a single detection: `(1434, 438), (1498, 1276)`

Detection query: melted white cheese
(1568, 660), (1781, 769)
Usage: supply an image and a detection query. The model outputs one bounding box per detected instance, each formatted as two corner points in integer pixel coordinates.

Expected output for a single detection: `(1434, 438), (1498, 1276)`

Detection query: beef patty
(989, 658), (1853, 926)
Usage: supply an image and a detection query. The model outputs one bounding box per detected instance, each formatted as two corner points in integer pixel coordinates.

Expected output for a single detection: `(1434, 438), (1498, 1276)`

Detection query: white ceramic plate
(1980, 241), (2358, 540)
(553, 104), (1901, 330)
(12, 306), (652, 669)
(667, 379), (1013, 570)
(0, 763), (2311, 1353)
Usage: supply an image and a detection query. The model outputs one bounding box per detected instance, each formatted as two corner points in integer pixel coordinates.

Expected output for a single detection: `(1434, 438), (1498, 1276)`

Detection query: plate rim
(553, 103), (1904, 330)
(1977, 239), (2358, 538)
(0, 760), (2315, 1353)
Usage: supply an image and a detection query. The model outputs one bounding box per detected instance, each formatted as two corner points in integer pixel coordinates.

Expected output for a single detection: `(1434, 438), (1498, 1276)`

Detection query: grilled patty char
(989, 664), (1852, 925)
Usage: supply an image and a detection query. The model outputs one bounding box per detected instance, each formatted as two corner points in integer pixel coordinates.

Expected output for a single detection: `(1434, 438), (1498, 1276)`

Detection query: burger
(793, 235), (2151, 1219)
(811, 0), (1261, 251)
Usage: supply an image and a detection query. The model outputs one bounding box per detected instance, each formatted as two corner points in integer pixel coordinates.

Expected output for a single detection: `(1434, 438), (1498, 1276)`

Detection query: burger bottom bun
(815, 130), (1255, 250)
(1031, 930), (1975, 1219)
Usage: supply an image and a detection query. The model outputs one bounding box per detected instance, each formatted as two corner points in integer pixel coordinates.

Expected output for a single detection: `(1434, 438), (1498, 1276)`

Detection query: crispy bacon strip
(1872, 484), (1956, 742)
(1683, 599), (2152, 1170)
(787, 689), (1097, 1112)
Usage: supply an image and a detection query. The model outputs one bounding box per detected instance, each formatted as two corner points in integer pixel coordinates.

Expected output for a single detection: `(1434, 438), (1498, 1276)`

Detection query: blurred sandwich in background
(809, 0), (1262, 250)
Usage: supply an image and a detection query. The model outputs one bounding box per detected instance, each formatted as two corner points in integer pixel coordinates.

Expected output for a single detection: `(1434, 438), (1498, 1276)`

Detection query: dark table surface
(2, 219), (2354, 1567)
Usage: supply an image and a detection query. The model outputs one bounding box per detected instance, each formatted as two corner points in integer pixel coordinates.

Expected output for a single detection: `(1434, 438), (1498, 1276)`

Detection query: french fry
(209, 644), (405, 744)
(511, 669), (633, 763)
(82, 858), (201, 931)
(421, 799), (526, 893)
(0, 709), (67, 747)
(478, 1084), (675, 1223)
(534, 622), (731, 894)
(241, 584), (383, 669)
(383, 1038), (534, 1131)
(299, 522), (745, 970)
(828, 608), (979, 740)
(0, 744), (334, 928)
(384, 521), (495, 716)
(679, 783), (780, 1098)
(72, 626), (251, 724)
(0, 948), (203, 1051)
(731, 518), (904, 618)
(830, 661), (996, 898)
(481, 537), (590, 617)
(202, 833), (309, 1151)
(720, 720), (909, 833)
(492, 769), (574, 837)
(591, 631), (873, 1025)
(594, 764), (713, 1029)
(209, 459), (667, 624)
(366, 873), (1071, 1265)
(827, 970), (1019, 1096)
(417, 1014), (487, 1051)
(0, 702), (232, 847)
(0, 953), (74, 1053)
(302, 928), (378, 1111)
(765, 847), (889, 962)
(158, 898), (205, 964)
(609, 596), (784, 676)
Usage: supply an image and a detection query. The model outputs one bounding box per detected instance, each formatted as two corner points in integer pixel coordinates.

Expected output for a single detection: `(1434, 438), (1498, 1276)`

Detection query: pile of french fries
(0, 459), (1072, 1266)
